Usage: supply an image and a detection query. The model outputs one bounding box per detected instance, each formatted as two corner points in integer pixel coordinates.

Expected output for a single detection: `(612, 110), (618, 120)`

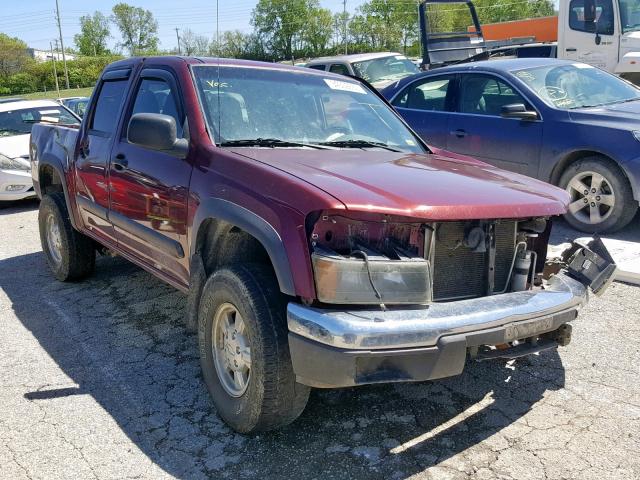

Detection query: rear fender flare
(191, 198), (295, 296)
(37, 153), (78, 230)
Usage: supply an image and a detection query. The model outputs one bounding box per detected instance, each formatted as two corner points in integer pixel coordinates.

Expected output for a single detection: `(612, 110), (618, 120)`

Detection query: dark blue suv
(381, 58), (640, 233)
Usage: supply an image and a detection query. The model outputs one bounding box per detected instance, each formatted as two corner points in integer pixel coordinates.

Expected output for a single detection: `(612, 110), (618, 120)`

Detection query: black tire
(198, 264), (310, 434)
(38, 192), (95, 281)
(559, 156), (637, 233)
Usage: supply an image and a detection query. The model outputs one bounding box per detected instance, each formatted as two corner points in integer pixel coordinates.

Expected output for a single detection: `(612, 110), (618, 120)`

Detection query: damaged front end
(287, 210), (616, 388)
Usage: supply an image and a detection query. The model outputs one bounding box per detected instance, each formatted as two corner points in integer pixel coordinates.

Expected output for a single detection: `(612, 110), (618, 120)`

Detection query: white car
(0, 100), (78, 202)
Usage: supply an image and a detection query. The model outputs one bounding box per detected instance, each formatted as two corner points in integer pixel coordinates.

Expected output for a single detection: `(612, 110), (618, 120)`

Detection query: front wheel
(559, 156), (637, 233)
(198, 264), (310, 434)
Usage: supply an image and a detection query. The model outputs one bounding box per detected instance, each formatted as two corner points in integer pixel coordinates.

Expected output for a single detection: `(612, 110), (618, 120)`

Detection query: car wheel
(198, 264), (310, 434)
(559, 156), (637, 233)
(38, 192), (96, 281)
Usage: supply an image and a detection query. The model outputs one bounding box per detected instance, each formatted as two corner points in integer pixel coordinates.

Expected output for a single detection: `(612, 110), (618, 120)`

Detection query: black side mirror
(595, 32), (602, 45)
(500, 103), (539, 121)
(127, 113), (188, 158)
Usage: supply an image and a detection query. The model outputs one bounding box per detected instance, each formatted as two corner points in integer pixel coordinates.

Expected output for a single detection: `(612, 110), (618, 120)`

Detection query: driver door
(109, 68), (193, 285)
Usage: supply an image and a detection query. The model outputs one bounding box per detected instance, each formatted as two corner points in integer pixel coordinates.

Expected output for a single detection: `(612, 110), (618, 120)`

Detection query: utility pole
(175, 27), (181, 55)
(54, 0), (70, 89)
(343, 0), (348, 55)
(50, 42), (60, 99)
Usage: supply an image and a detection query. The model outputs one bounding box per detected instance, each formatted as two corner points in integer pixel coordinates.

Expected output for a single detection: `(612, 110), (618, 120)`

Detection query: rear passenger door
(390, 74), (456, 149)
(74, 69), (130, 246)
(448, 73), (543, 177)
(109, 68), (193, 285)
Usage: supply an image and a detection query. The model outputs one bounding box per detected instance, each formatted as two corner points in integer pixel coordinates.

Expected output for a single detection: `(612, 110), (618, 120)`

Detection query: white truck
(419, 0), (640, 84)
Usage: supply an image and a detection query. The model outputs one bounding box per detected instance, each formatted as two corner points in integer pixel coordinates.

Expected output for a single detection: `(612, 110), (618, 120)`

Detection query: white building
(27, 48), (76, 63)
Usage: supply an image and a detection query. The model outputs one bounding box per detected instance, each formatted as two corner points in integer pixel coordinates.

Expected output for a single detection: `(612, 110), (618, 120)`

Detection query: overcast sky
(2, 0), (368, 52)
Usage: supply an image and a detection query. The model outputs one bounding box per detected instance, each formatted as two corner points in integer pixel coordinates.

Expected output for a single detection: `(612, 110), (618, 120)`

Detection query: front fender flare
(191, 198), (296, 296)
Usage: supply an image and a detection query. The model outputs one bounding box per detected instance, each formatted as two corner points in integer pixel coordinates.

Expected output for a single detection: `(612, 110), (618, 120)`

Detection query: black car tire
(38, 192), (95, 281)
(559, 156), (637, 233)
(198, 264), (310, 434)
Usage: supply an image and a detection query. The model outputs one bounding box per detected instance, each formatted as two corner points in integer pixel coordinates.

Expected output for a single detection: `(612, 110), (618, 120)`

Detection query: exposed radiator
(432, 221), (517, 301)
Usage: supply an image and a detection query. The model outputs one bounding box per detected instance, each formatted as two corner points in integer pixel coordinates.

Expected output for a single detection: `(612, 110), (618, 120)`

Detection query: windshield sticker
(515, 71), (535, 81)
(539, 86), (567, 101)
(205, 80), (229, 88)
(573, 63), (595, 69)
(324, 78), (366, 94)
(38, 110), (60, 115)
(394, 55), (408, 60)
(405, 139), (416, 146)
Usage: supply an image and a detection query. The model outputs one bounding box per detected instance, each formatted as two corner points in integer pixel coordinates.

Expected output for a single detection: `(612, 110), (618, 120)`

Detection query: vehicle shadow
(0, 251), (566, 479)
(551, 212), (640, 244)
(0, 198), (39, 215)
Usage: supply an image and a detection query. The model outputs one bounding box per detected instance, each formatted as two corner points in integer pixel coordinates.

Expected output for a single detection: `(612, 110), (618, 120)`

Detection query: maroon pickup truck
(30, 56), (615, 434)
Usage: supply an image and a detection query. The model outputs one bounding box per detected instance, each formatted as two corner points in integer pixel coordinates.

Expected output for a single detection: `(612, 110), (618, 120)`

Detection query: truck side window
(569, 0), (615, 35)
(91, 80), (128, 134)
(393, 76), (453, 112)
(307, 64), (326, 71)
(130, 78), (184, 138)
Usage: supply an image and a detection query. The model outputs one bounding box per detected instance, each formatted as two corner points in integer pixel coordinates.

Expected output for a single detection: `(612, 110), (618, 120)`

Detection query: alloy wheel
(565, 170), (615, 225)
(212, 302), (251, 397)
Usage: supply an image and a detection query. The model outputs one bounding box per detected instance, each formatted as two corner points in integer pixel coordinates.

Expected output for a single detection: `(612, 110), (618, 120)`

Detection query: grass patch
(0, 87), (94, 101)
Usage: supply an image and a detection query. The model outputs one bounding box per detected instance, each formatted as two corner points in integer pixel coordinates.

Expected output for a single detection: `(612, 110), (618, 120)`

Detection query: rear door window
(307, 64), (327, 71)
(90, 80), (128, 134)
(392, 75), (455, 111)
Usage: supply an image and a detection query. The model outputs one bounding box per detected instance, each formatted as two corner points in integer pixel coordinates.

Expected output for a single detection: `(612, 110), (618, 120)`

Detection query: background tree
(111, 3), (159, 56)
(0, 34), (32, 79)
(180, 29), (210, 56)
(252, 0), (316, 60)
(302, 7), (333, 56)
(74, 12), (111, 56)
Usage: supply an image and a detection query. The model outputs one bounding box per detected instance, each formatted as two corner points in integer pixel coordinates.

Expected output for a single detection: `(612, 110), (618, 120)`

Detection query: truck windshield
(619, 0), (640, 32)
(512, 63), (640, 109)
(351, 56), (419, 84)
(0, 106), (79, 137)
(192, 65), (424, 153)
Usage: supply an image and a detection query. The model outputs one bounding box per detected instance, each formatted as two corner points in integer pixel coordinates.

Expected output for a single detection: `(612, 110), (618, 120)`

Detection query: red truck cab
(30, 56), (614, 434)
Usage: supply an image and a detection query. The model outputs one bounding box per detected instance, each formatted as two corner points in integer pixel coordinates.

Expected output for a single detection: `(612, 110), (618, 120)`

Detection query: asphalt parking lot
(1, 200), (639, 480)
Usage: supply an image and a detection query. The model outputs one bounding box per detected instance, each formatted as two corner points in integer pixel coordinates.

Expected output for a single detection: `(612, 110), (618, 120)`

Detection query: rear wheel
(559, 156), (637, 233)
(38, 192), (95, 281)
(198, 264), (310, 434)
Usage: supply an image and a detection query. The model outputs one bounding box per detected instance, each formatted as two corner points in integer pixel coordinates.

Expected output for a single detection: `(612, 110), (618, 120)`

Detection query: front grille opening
(432, 220), (516, 301)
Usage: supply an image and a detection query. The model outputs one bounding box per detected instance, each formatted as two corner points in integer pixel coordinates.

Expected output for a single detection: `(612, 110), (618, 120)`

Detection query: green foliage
(74, 12), (111, 56)
(0, 33), (33, 78)
(111, 3), (159, 55)
(0, 56), (122, 95)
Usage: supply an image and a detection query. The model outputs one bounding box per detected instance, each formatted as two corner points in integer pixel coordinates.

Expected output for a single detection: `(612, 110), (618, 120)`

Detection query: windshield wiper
(318, 139), (402, 152)
(220, 138), (330, 149)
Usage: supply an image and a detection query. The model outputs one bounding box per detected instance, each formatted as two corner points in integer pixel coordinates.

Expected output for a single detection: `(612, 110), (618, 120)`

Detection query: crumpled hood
(229, 148), (569, 220)
(0, 134), (30, 159)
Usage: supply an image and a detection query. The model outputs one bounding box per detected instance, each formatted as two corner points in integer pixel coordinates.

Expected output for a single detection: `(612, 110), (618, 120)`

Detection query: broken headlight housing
(309, 211), (431, 305)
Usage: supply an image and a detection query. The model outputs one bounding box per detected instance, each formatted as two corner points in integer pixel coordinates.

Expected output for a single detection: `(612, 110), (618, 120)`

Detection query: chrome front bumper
(287, 273), (587, 351)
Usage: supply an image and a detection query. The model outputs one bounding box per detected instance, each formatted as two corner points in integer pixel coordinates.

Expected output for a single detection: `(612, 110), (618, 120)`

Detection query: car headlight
(309, 211), (431, 305)
(0, 154), (30, 172)
(633, 131), (640, 142)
